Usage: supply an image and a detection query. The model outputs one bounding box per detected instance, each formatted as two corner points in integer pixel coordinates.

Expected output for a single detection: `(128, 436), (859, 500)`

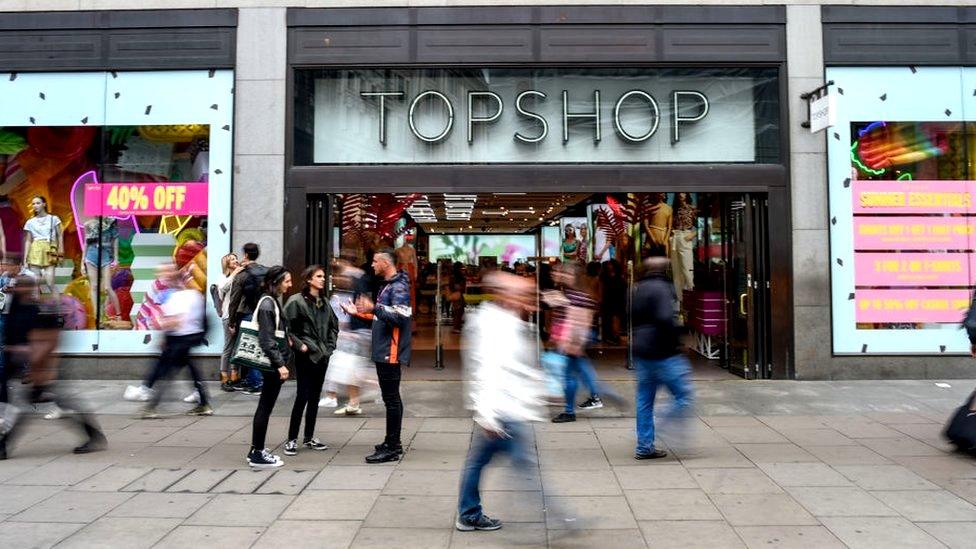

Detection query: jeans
(375, 362), (403, 446)
(147, 334), (210, 409)
(635, 354), (694, 454)
(239, 314), (263, 389)
(220, 319), (235, 374)
(288, 353), (328, 441)
(458, 421), (532, 522)
(563, 354), (600, 413)
(251, 369), (284, 451)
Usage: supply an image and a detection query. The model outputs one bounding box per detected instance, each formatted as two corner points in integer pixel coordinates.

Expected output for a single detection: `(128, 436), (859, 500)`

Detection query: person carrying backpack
(226, 242), (269, 395)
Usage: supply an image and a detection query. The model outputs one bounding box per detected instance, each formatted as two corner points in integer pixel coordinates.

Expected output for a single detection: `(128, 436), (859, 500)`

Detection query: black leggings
(287, 354), (328, 441)
(376, 362), (403, 446)
(147, 334), (209, 408)
(251, 369), (284, 451)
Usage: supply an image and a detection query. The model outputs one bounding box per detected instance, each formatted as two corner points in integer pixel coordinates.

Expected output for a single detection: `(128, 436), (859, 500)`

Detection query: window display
(827, 67), (976, 354)
(0, 70), (233, 354)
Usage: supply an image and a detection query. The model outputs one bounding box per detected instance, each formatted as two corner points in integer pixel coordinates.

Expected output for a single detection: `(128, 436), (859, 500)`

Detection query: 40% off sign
(84, 181), (208, 216)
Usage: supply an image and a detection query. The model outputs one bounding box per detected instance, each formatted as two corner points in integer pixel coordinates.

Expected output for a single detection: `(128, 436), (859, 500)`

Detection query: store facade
(0, 10), (236, 367)
(285, 6), (795, 379)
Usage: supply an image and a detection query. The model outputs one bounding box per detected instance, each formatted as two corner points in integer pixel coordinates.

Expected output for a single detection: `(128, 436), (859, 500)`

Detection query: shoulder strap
(257, 295), (281, 331)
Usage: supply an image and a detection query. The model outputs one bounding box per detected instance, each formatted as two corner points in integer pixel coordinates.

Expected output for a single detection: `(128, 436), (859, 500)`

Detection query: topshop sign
(311, 69), (770, 164)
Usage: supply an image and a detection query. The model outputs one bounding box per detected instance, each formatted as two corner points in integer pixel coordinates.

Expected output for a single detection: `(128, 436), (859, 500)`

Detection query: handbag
(230, 295), (288, 371)
(541, 351), (567, 398)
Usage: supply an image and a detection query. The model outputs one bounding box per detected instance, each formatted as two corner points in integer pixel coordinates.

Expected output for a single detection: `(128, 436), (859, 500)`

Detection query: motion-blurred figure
(0, 272), (106, 459)
(456, 272), (544, 532)
(324, 255), (377, 416)
(631, 257), (694, 460)
(141, 262), (212, 419)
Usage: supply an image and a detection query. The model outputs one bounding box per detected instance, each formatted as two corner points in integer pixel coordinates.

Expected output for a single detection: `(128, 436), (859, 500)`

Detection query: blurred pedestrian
(141, 262), (213, 419)
(346, 249), (411, 464)
(0, 274), (106, 460)
(456, 272), (543, 532)
(632, 257), (694, 460)
(547, 262), (605, 422)
(326, 255), (376, 416)
(282, 265), (338, 456)
(246, 266), (293, 468)
(226, 242), (269, 395)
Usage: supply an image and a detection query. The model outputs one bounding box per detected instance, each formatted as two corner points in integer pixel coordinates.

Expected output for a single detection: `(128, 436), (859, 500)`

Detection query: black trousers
(147, 334), (209, 408)
(288, 354), (328, 441)
(376, 362), (403, 446)
(251, 369), (284, 451)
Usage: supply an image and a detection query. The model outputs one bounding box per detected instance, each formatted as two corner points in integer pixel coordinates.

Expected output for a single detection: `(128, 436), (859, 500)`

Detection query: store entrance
(306, 191), (772, 379)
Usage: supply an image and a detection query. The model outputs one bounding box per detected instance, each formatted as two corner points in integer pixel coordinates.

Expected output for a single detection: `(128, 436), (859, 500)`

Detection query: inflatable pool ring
(106, 287), (134, 320)
(177, 243), (207, 292)
(64, 276), (95, 329)
(174, 240), (203, 268)
(58, 294), (88, 330)
(111, 268), (134, 291)
(117, 237), (134, 268)
(28, 126), (97, 161)
(176, 227), (205, 248)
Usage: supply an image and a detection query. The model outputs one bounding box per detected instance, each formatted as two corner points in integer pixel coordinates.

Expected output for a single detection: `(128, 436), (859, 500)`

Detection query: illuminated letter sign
(613, 90), (660, 142)
(514, 90), (548, 144)
(562, 90), (601, 143)
(671, 90), (709, 144)
(467, 91), (504, 143)
(408, 90), (454, 143)
(360, 91), (405, 145)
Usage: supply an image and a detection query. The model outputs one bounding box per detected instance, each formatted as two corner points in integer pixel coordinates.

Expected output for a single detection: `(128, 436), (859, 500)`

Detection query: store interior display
(0, 124), (211, 331)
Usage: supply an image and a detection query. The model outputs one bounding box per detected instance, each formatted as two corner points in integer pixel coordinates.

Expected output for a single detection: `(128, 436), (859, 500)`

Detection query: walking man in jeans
(456, 272), (543, 531)
(631, 257), (694, 460)
(345, 249), (412, 463)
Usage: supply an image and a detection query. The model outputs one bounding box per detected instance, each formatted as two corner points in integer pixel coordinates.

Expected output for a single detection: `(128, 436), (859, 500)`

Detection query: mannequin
(577, 225), (590, 263)
(670, 192), (698, 295)
(22, 195), (62, 297)
(642, 193), (672, 257)
(82, 217), (121, 321)
(561, 224), (580, 262)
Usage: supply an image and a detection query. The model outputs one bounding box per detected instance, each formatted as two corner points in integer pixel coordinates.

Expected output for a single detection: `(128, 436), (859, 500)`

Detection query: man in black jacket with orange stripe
(345, 249), (412, 463)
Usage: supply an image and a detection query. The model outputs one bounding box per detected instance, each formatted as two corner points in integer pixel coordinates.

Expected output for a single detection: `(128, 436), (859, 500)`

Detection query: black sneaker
(635, 449), (668, 460)
(578, 396), (604, 410)
(552, 412), (577, 423)
(304, 438), (329, 451)
(241, 385), (262, 396)
(220, 381), (236, 393)
(373, 441), (404, 455)
(456, 514), (503, 531)
(74, 432), (107, 454)
(247, 448), (283, 468)
(283, 439), (298, 456)
(365, 447), (400, 463)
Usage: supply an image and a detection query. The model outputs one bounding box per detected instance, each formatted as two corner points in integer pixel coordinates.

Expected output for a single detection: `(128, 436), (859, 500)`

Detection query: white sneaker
(123, 385), (153, 402)
(44, 405), (65, 420)
(319, 396), (338, 408)
(183, 390), (201, 404)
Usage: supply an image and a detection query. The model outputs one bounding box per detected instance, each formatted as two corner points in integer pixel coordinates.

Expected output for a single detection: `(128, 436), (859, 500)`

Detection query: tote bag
(230, 295), (287, 371)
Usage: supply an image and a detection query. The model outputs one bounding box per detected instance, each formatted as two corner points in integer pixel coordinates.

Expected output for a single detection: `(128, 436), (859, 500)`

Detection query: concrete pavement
(1, 378), (976, 548)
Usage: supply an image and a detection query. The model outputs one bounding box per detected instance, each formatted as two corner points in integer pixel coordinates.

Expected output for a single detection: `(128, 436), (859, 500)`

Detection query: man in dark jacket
(226, 242), (268, 394)
(348, 249), (412, 463)
(631, 257), (694, 460)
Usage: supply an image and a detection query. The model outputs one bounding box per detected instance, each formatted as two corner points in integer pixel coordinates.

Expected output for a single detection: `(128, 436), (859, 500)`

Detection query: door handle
(739, 292), (748, 316)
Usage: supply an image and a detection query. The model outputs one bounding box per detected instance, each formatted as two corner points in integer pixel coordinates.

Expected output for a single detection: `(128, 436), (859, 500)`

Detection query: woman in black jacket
(282, 265), (339, 455)
(246, 265), (293, 468)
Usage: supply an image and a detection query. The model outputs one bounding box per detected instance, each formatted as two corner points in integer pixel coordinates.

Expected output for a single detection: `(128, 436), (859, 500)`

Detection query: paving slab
(538, 448), (610, 471)
(56, 516), (180, 549)
(829, 421), (906, 439)
(691, 468), (783, 494)
(710, 494), (819, 526)
(365, 494), (456, 528)
(757, 463), (852, 487)
(182, 443), (252, 469)
(210, 468), (275, 494)
(106, 491), (213, 518)
(713, 425), (790, 444)
(614, 464), (698, 490)
(541, 470), (621, 496)
(785, 486), (897, 517)
(283, 490), (379, 521)
(307, 465), (394, 491)
(121, 468), (192, 492)
(155, 525), (266, 549)
(548, 527), (647, 549)
(733, 525), (846, 549)
(480, 465), (542, 491)
(480, 490), (544, 523)
(803, 445), (891, 466)
(775, 428), (858, 447)
(624, 489), (723, 521)
(256, 520), (360, 549)
(450, 522), (547, 548)
(68, 466), (151, 492)
(0, 485), (63, 514)
(111, 425), (183, 444)
(701, 416), (765, 428)
(421, 418), (474, 433)
(735, 443), (818, 464)
(859, 437), (946, 458)
(834, 464), (940, 490)
(892, 455), (976, 482)
(12, 490), (132, 523)
(675, 446), (753, 469)
(917, 521), (976, 549)
(820, 516), (946, 549)
(256, 469), (317, 495)
(0, 521), (85, 548)
(410, 432), (474, 451)
(166, 468), (234, 493)
(4, 461), (108, 486)
(398, 448), (467, 470)
(870, 489), (976, 521)
(352, 527), (452, 549)
(185, 494), (294, 526)
(639, 520), (744, 549)
(545, 496), (638, 530)
(115, 445), (209, 468)
(384, 469), (459, 496)
(536, 431), (601, 450)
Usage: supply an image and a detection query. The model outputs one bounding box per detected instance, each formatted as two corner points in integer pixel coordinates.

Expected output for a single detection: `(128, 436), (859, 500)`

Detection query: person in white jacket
(456, 272), (544, 532)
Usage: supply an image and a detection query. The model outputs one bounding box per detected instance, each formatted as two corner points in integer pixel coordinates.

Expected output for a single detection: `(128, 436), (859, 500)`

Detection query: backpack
(241, 264), (269, 312)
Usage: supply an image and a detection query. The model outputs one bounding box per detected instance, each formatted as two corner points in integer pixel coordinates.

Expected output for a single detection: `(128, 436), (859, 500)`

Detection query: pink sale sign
(852, 180), (976, 214)
(84, 181), (208, 217)
(855, 289), (971, 323)
(853, 216), (975, 250)
(854, 252), (975, 286)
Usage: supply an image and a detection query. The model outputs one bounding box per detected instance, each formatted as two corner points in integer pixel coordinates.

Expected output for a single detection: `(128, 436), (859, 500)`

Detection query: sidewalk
(1, 378), (975, 548)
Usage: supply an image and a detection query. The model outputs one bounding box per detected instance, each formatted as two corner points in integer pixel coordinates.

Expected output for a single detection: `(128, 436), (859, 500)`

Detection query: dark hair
(300, 264), (325, 299)
(242, 242), (260, 261)
(262, 265), (289, 296)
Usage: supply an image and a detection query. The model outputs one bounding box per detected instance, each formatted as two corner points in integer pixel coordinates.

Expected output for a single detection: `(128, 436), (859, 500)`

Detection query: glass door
(723, 194), (771, 378)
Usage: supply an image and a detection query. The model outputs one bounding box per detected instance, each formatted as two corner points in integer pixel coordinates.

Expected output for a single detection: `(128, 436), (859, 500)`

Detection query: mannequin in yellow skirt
(22, 196), (62, 298)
